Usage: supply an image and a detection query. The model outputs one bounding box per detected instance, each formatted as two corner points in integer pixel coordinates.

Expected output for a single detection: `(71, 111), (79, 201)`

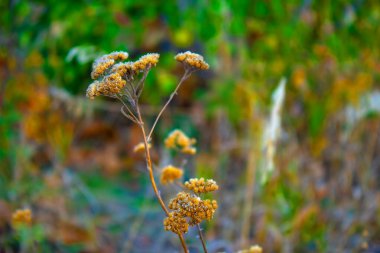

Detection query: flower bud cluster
(164, 129), (196, 155)
(184, 178), (219, 193)
(175, 51), (209, 70)
(160, 165), (184, 185)
(168, 191), (218, 226)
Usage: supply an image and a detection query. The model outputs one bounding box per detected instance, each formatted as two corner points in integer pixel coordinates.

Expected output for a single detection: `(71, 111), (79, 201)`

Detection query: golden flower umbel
(91, 51), (129, 80)
(133, 53), (160, 72)
(175, 51), (209, 70)
(111, 62), (136, 77)
(106, 51), (129, 61)
(86, 72), (127, 99)
(163, 212), (189, 234)
(12, 208), (32, 226)
(164, 129), (196, 154)
(168, 192), (218, 226)
(91, 58), (115, 80)
(160, 165), (183, 185)
(184, 178), (219, 194)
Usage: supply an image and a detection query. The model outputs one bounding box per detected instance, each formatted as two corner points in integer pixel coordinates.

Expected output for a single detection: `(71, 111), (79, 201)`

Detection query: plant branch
(136, 68), (150, 98)
(136, 104), (169, 215)
(135, 104), (189, 253)
(197, 224), (208, 253)
(116, 95), (140, 123)
(120, 106), (140, 124)
(178, 234), (189, 253)
(147, 70), (192, 141)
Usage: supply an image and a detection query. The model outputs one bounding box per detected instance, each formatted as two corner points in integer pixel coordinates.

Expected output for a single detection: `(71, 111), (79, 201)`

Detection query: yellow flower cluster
(238, 245), (263, 253)
(133, 142), (152, 153)
(106, 51), (130, 61)
(175, 51), (209, 70)
(160, 165), (183, 185)
(134, 53), (160, 72)
(164, 129), (196, 155)
(163, 212), (189, 234)
(12, 208), (32, 226)
(91, 51), (129, 79)
(111, 62), (136, 77)
(91, 58), (115, 80)
(168, 191), (218, 226)
(86, 72), (127, 99)
(87, 51), (160, 99)
(184, 178), (219, 193)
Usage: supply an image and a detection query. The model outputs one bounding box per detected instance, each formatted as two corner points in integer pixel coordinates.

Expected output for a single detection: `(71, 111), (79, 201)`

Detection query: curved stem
(147, 70), (192, 141)
(116, 95), (140, 123)
(197, 224), (208, 253)
(135, 105), (189, 253)
(136, 105), (170, 216)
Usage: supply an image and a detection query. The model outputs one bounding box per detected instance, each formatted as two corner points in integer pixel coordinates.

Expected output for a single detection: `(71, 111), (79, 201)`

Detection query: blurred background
(1, 0), (380, 252)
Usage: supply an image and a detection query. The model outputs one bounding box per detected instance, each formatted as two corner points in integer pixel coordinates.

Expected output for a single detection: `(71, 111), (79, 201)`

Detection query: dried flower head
(164, 129), (196, 154)
(86, 80), (101, 99)
(133, 53), (160, 72)
(91, 58), (115, 80)
(91, 51), (129, 80)
(184, 178), (219, 194)
(175, 51), (209, 70)
(111, 62), (136, 77)
(12, 208), (32, 226)
(163, 212), (189, 234)
(106, 51), (129, 61)
(86, 73), (127, 99)
(160, 165), (183, 185)
(168, 192), (218, 226)
(133, 142), (152, 153)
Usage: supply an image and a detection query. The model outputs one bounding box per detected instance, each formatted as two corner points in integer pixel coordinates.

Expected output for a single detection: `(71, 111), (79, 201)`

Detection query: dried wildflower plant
(161, 131), (219, 253)
(86, 50), (216, 253)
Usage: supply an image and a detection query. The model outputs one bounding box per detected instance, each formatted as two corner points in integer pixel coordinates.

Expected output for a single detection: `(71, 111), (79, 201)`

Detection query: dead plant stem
(135, 104), (189, 253)
(197, 224), (208, 253)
